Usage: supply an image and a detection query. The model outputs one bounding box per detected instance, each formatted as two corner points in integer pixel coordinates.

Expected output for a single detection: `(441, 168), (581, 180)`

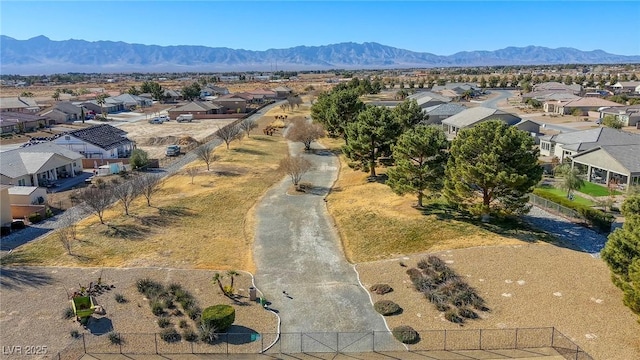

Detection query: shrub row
(532, 189), (614, 233)
(407, 256), (488, 324)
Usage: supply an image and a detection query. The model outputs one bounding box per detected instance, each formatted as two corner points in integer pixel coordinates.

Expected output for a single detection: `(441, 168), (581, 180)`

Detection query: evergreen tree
(392, 99), (428, 131)
(444, 120), (542, 219)
(387, 125), (449, 207)
(343, 105), (401, 178)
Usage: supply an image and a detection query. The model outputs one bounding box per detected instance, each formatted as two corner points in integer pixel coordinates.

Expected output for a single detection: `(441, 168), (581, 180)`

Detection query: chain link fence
(529, 193), (582, 220)
(56, 327), (592, 360)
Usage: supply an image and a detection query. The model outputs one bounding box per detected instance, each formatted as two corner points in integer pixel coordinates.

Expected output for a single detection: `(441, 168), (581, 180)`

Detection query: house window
(541, 142), (550, 151)
(18, 179), (26, 186)
(65, 135), (70, 140)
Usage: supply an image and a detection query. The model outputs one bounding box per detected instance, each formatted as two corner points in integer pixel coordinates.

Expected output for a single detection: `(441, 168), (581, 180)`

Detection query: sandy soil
(356, 244), (640, 360)
(0, 267), (278, 359)
(118, 118), (237, 159)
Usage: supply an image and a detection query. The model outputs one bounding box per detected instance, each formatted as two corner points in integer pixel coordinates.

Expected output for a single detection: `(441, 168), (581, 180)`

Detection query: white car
(149, 118), (163, 124)
(158, 115), (170, 121)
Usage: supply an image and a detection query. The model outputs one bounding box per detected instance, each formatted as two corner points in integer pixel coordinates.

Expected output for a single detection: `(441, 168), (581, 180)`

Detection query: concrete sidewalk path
(253, 140), (401, 351)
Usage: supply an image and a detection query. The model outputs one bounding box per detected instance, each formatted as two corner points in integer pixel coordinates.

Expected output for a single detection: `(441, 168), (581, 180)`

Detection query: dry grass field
(356, 245), (640, 359)
(320, 137), (554, 263)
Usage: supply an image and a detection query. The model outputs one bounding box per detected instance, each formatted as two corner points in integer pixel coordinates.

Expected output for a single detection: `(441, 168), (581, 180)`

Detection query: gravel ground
(523, 206), (608, 257)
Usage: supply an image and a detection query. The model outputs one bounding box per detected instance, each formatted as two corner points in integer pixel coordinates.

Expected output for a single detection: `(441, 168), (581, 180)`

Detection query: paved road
(253, 138), (402, 352)
(480, 90), (514, 109)
(0, 102), (282, 256)
(523, 206), (608, 257)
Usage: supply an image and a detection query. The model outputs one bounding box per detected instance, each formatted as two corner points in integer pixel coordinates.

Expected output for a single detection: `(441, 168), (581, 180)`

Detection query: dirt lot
(0, 266), (278, 359)
(118, 118), (237, 159)
(356, 244), (640, 360)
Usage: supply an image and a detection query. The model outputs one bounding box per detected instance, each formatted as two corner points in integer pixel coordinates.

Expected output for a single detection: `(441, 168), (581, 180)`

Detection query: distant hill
(1, 35), (639, 74)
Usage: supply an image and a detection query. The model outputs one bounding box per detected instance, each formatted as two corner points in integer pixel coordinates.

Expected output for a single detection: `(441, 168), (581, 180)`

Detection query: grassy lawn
(320, 138), (555, 263)
(0, 105), (308, 271)
(578, 181), (621, 196)
(536, 185), (595, 207)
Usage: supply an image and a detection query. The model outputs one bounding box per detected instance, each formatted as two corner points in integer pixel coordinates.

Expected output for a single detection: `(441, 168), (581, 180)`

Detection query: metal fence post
(515, 328), (518, 349)
(336, 332), (339, 354)
(372, 331), (375, 352)
(444, 330), (447, 351)
(551, 327), (555, 347)
(82, 334), (86, 354)
(154, 333), (158, 354)
(226, 334), (229, 355)
(479, 329), (482, 350)
(300, 332), (303, 353)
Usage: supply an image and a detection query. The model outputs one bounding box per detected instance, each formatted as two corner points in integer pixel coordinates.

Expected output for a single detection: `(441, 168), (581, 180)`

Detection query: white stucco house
(53, 124), (135, 159)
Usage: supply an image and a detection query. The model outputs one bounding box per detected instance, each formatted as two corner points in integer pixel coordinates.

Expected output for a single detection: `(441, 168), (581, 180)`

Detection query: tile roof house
(539, 127), (640, 162)
(0, 142), (84, 187)
(441, 107), (521, 136)
(598, 105), (640, 127)
(272, 86), (293, 99)
(168, 101), (222, 119)
(544, 97), (624, 116)
(212, 95), (247, 113)
(53, 124), (135, 159)
(611, 81), (640, 94)
(523, 90), (581, 103)
(407, 91), (451, 108)
(82, 98), (125, 115)
(248, 89), (277, 99)
(0, 97), (41, 113)
(571, 144), (640, 190)
(0, 112), (46, 134)
(110, 94), (153, 109)
(39, 101), (85, 124)
(422, 103), (467, 125)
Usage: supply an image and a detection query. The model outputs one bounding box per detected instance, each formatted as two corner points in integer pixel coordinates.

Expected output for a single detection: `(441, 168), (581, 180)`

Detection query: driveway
(253, 140), (402, 352)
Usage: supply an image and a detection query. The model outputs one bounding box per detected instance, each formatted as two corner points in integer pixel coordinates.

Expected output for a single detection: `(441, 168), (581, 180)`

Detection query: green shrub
(186, 306), (202, 321)
(374, 300), (402, 316)
(444, 309), (464, 324)
(159, 327), (181, 343)
(459, 307), (478, 319)
(183, 328), (198, 342)
(160, 294), (174, 309)
(369, 284), (393, 295)
(157, 317), (171, 328)
(577, 207), (614, 233)
(114, 293), (127, 303)
(179, 319), (189, 328)
(392, 325), (419, 344)
(137, 278), (165, 298)
(108, 332), (123, 345)
(70, 330), (81, 338)
(406, 268), (422, 283)
(201, 305), (235, 332)
(63, 307), (75, 320)
(28, 213), (42, 223)
(150, 300), (164, 316)
(168, 283), (183, 294)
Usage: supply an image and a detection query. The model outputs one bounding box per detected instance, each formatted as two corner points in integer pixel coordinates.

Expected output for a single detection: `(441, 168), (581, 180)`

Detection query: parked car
(149, 117), (164, 124)
(166, 145), (181, 156)
(176, 114), (194, 123)
(159, 115), (170, 121)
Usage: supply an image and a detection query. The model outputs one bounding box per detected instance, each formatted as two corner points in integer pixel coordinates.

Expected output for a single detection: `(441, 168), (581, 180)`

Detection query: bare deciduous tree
(112, 181), (137, 215)
(79, 187), (114, 224)
(279, 155), (312, 188)
(285, 118), (326, 151)
(186, 167), (199, 184)
(215, 124), (242, 149)
(194, 143), (218, 171)
(136, 174), (162, 207)
(56, 212), (77, 255)
(239, 118), (258, 138)
(287, 95), (303, 109)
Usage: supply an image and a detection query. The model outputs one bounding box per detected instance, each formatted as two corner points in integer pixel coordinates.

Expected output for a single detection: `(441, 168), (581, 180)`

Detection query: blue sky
(1, 1), (639, 55)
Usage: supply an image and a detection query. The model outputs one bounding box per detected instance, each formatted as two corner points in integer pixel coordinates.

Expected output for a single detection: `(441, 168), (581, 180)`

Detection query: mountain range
(2, 35), (639, 74)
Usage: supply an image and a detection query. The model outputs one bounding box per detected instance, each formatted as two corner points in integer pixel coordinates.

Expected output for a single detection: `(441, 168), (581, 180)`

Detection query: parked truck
(166, 145), (181, 157)
(176, 114), (194, 123)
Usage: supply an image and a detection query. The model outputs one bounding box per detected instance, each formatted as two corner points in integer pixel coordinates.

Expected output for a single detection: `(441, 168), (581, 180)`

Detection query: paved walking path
(253, 138), (402, 352)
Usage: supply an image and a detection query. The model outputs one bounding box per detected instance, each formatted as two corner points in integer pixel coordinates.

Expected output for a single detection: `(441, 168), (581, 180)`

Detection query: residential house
(422, 103), (467, 125)
(82, 98), (125, 114)
(0, 112), (46, 134)
(248, 89), (277, 99)
(272, 86), (293, 99)
(0, 97), (40, 113)
(8, 186), (48, 205)
(0, 142), (84, 187)
(235, 92), (266, 104)
(514, 119), (543, 144)
(110, 94), (152, 110)
(441, 107), (521, 136)
(53, 124), (135, 159)
(430, 83), (481, 99)
(200, 85), (230, 97)
(407, 91), (451, 108)
(39, 101), (85, 124)
(544, 97), (623, 116)
(1, 185), (11, 227)
(212, 95), (247, 113)
(532, 82), (582, 94)
(168, 101), (222, 119)
(162, 89), (183, 103)
(598, 105), (640, 127)
(539, 127), (640, 162)
(523, 91), (581, 104)
(571, 144), (640, 190)
(611, 81), (640, 94)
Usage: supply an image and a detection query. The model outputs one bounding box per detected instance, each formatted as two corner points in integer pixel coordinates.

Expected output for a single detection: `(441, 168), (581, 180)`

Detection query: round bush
(201, 305), (235, 332)
(392, 325), (419, 344)
(374, 300), (402, 316)
(369, 284), (393, 295)
(159, 327), (181, 343)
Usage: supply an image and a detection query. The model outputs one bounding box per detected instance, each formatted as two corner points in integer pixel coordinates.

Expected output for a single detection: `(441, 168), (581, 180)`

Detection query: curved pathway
(253, 139), (401, 352)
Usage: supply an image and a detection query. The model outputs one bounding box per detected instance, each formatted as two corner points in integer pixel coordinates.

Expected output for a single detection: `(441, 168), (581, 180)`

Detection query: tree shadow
(101, 224), (146, 239)
(136, 215), (168, 227)
(214, 170), (242, 177)
(158, 206), (194, 218)
(0, 226), (52, 252)
(0, 266), (54, 289)
(232, 148), (267, 156)
(253, 136), (277, 142)
(310, 149), (335, 157)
